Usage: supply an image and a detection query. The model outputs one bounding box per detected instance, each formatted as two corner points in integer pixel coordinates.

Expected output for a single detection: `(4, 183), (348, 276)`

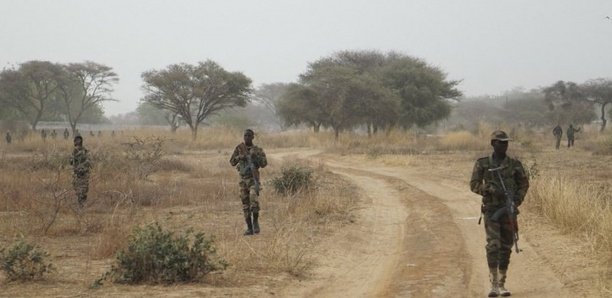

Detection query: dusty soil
(0, 147), (607, 297)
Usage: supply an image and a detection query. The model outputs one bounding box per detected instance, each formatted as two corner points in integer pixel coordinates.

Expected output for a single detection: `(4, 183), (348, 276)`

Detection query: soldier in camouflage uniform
(70, 136), (91, 207)
(566, 124), (580, 148)
(552, 124), (562, 150)
(470, 130), (529, 297)
(230, 129), (267, 236)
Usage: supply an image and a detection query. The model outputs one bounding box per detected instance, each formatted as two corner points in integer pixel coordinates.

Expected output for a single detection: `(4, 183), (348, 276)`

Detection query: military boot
(252, 212), (260, 234)
(488, 267), (499, 297)
(243, 211), (254, 236)
(498, 269), (511, 296)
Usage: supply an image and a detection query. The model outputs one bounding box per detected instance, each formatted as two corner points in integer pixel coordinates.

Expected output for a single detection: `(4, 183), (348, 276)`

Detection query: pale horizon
(2, 0), (611, 116)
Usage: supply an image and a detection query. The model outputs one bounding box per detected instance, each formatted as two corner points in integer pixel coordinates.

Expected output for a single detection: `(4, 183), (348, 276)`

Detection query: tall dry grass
(525, 173), (612, 291)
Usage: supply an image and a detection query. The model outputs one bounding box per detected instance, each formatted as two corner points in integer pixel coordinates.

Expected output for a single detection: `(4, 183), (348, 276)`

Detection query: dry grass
(1, 124), (611, 294)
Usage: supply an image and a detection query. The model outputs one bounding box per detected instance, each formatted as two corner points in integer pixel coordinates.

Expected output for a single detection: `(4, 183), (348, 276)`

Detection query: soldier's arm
(256, 148), (267, 169)
(513, 160), (530, 206)
(470, 160), (486, 196)
(229, 146), (241, 166)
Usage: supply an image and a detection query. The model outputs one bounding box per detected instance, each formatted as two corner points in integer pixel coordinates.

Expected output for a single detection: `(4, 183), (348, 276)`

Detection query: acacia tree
(142, 61), (252, 140)
(57, 62), (118, 134)
(544, 80), (596, 125)
(0, 61), (63, 130)
(582, 79), (612, 131)
(252, 83), (290, 130)
(277, 84), (325, 132)
(136, 102), (182, 132)
(277, 50), (460, 138)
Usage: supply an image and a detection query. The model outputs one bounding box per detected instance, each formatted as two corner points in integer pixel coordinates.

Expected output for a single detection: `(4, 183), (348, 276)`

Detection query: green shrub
(271, 165), (314, 195)
(0, 240), (55, 281)
(96, 223), (227, 286)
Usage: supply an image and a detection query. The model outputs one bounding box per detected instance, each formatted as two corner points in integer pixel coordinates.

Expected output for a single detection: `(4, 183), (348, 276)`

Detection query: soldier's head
(74, 136), (83, 147)
(490, 130), (510, 155)
(244, 129), (255, 145)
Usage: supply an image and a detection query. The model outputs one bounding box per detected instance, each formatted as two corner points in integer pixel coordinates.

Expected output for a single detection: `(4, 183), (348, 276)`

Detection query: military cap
(490, 130), (512, 141)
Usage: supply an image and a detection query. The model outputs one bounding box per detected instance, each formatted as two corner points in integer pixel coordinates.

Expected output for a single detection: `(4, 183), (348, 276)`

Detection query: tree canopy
(141, 61), (252, 139)
(277, 50), (461, 138)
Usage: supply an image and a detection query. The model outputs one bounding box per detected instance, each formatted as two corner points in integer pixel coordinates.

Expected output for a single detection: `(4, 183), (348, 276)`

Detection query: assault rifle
(239, 144), (260, 195)
(488, 165), (521, 253)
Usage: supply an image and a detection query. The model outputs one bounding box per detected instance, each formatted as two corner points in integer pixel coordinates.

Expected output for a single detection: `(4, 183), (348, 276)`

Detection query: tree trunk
(600, 102), (608, 132)
(367, 123), (372, 137)
(191, 125), (198, 140)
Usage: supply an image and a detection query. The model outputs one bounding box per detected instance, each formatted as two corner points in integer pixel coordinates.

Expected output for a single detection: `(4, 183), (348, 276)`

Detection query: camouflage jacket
(70, 146), (91, 176)
(470, 154), (529, 207)
(229, 143), (267, 177)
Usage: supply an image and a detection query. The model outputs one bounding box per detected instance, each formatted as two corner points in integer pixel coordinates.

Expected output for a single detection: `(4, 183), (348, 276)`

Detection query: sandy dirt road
(273, 150), (578, 298)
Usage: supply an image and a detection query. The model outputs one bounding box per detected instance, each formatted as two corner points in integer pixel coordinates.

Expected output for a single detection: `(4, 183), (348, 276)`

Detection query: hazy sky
(2, 0), (612, 116)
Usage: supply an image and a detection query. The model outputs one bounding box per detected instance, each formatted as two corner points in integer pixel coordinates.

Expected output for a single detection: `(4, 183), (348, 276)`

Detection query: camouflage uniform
(230, 143), (267, 213)
(566, 125), (580, 148)
(230, 142), (267, 235)
(471, 155), (529, 270)
(70, 146), (91, 206)
(552, 125), (562, 150)
(63, 128), (70, 140)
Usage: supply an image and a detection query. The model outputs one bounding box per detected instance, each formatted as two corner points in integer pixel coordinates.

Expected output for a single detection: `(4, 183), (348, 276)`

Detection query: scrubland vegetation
(0, 124), (610, 294)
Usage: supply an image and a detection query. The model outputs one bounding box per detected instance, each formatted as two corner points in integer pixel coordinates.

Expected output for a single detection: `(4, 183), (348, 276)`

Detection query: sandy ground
(272, 149), (601, 298)
(0, 148), (606, 297)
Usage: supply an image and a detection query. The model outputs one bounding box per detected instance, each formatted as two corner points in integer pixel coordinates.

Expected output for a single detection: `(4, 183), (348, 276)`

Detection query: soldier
(552, 124), (562, 150)
(229, 129), (267, 236)
(70, 136), (91, 207)
(50, 129), (57, 140)
(567, 124), (580, 148)
(63, 128), (70, 140)
(97, 131), (102, 137)
(41, 129), (47, 142)
(470, 130), (529, 297)
(5, 131), (11, 145)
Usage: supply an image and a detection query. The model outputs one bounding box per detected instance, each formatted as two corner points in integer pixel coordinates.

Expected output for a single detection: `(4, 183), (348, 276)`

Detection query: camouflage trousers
(239, 176), (259, 214)
(483, 210), (515, 270)
(73, 174), (89, 205)
(555, 135), (561, 149)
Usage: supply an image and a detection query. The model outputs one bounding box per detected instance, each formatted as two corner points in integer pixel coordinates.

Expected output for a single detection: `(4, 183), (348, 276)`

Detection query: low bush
(271, 165), (314, 196)
(0, 240), (55, 281)
(96, 222), (227, 286)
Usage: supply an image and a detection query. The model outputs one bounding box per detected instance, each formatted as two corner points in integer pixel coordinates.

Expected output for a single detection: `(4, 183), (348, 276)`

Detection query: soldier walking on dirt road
(230, 129), (267, 236)
(470, 130), (530, 297)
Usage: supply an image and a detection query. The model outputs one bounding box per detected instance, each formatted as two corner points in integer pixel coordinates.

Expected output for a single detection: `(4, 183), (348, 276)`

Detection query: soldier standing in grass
(567, 124), (580, 148)
(63, 128), (70, 140)
(471, 130), (530, 297)
(552, 124), (562, 150)
(229, 129), (267, 236)
(5, 131), (11, 145)
(70, 136), (91, 207)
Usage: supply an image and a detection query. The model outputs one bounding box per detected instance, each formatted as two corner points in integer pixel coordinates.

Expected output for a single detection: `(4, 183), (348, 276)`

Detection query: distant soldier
(229, 129), (267, 236)
(41, 129), (47, 142)
(63, 128), (70, 140)
(97, 131), (102, 137)
(5, 131), (11, 145)
(552, 124), (562, 150)
(567, 124), (580, 148)
(50, 129), (57, 140)
(111, 130), (116, 138)
(471, 130), (530, 297)
(89, 130), (95, 137)
(70, 136), (91, 207)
